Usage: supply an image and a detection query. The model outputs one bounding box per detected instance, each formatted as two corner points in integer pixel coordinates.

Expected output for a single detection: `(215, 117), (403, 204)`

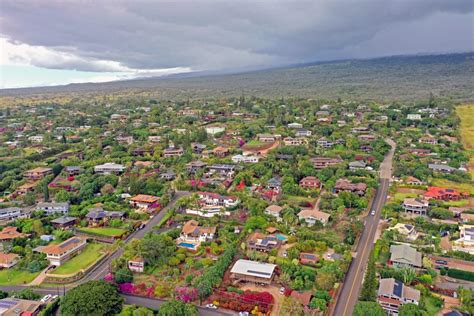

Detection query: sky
(0, 0), (473, 89)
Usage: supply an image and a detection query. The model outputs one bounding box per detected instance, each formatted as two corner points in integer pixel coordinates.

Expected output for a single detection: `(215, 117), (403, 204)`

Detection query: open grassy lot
(77, 227), (126, 237)
(392, 192), (418, 203)
(0, 269), (41, 285)
(431, 178), (474, 195)
(456, 104), (474, 179)
(52, 243), (105, 275)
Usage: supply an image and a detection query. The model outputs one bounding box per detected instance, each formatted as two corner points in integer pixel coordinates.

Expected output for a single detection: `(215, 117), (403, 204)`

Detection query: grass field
(393, 192), (418, 203)
(456, 104), (474, 179)
(52, 243), (105, 275)
(431, 178), (474, 195)
(77, 227), (126, 237)
(0, 269), (41, 285)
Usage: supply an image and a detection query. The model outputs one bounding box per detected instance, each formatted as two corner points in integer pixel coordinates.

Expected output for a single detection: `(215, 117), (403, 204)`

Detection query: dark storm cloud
(1, 0), (473, 72)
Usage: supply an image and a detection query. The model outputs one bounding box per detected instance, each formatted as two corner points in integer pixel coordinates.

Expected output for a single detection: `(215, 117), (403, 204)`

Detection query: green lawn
(393, 192), (418, 203)
(422, 295), (443, 316)
(77, 227), (126, 237)
(442, 199), (470, 207)
(52, 243), (105, 275)
(0, 269), (41, 285)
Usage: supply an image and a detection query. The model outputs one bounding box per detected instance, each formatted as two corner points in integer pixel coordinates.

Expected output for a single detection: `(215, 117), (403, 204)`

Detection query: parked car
(41, 295), (52, 303)
(239, 312), (250, 316)
(279, 287), (285, 295)
(435, 259), (448, 265)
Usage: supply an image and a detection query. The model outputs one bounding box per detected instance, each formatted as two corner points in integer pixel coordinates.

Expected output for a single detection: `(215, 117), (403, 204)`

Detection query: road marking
(342, 180), (386, 316)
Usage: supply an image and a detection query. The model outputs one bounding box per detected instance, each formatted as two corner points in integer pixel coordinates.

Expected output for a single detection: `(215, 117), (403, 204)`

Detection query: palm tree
(401, 267), (416, 285)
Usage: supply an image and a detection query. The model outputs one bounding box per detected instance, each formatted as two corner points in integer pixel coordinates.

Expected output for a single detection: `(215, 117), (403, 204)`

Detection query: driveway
(239, 283), (283, 316)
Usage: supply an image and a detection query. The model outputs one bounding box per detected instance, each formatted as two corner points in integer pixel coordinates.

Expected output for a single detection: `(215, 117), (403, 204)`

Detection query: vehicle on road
(239, 312), (250, 316)
(279, 287), (285, 295)
(205, 304), (217, 309)
(435, 259), (448, 265)
(371, 210), (376, 216)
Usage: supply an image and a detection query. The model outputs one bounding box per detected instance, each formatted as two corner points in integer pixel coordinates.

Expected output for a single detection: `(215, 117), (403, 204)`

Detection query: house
(130, 195), (160, 210)
(408, 148), (432, 157)
(148, 135), (162, 143)
(0, 253), (19, 268)
(180, 220), (216, 243)
(205, 125), (225, 135)
(39, 237), (87, 266)
(283, 137), (308, 146)
(232, 154), (260, 163)
(349, 161), (367, 170)
(460, 213), (474, 224)
(191, 143), (207, 154)
(28, 135), (44, 143)
(128, 257), (145, 273)
(0, 207), (25, 222)
(212, 146), (230, 158)
(317, 137), (334, 148)
(133, 148), (154, 156)
(290, 291), (313, 307)
(94, 163), (125, 175)
(288, 122), (303, 129)
(358, 134), (376, 142)
(264, 205), (283, 221)
(389, 244), (422, 268)
(407, 114), (422, 120)
(186, 161), (207, 173)
(0, 227), (26, 241)
(163, 147), (184, 157)
(36, 202), (70, 215)
(402, 198), (429, 216)
(389, 223), (418, 241)
(230, 259), (276, 284)
(51, 216), (77, 229)
(256, 134), (281, 142)
(116, 135), (134, 145)
(428, 164), (457, 174)
(15, 183), (36, 196)
(405, 176), (424, 186)
(334, 179), (367, 196)
(419, 136), (437, 145)
(267, 177), (282, 191)
(295, 129), (312, 137)
(246, 232), (281, 252)
(377, 278), (420, 315)
(298, 209), (331, 226)
(65, 166), (80, 176)
(197, 192), (239, 208)
(160, 171), (176, 181)
(208, 164), (235, 177)
(424, 187), (465, 201)
(24, 167), (53, 180)
(299, 253), (319, 265)
(310, 156), (343, 169)
(454, 225), (474, 254)
(0, 298), (42, 316)
(299, 176), (320, 189)
(85, 208), (125, 225)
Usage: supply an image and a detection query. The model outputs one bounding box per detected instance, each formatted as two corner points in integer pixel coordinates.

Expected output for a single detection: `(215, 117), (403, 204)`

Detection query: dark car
(435, 259), (448, 265)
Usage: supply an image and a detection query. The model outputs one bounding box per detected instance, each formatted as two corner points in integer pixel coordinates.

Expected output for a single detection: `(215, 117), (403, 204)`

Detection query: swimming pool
(275, 234), (288, 241)
(178, 242), (197, 249)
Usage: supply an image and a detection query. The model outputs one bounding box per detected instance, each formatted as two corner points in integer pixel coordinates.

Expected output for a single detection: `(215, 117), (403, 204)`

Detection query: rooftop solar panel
(393, 280), (403, 297)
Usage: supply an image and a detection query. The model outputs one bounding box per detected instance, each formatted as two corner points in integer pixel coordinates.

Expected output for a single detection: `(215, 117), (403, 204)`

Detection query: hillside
(1, 53), (473, 103)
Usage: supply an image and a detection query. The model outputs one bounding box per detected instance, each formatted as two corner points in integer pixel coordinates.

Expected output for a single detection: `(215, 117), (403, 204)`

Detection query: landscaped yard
(0, 269), (41, 285)
(77, 227), (126, 237)
(52, 243), (106, 275)
(392, 192), (418, 203)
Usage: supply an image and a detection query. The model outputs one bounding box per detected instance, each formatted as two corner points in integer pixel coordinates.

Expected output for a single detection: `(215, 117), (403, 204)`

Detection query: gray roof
(428, 164), (456, 171)
(37, 202), (70, 209)
(230, 259), (276, 279)
(390, 244), (422, 267)
(51, 216), (77, 224)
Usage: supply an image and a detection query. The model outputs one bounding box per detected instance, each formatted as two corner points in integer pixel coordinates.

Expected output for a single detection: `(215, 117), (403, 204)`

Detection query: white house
(298, 209), (331, 226)
(39, 237), (87, 266)
(94, 163), (126, 175)
(36, 202), (70, 215)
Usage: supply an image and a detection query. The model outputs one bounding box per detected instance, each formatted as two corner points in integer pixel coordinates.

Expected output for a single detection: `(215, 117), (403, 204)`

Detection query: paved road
(332, 139), (396, 316)
(123, 294), (236, 316)
(0, 190), (189, 292)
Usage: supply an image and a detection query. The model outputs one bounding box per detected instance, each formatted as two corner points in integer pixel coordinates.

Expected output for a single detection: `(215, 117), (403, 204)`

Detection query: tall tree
(360, 253), (377, 301)
(353, 301), (385, 316)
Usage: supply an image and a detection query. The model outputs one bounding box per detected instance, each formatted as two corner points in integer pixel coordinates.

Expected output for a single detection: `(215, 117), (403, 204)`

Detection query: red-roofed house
(424, 187), (467, 201)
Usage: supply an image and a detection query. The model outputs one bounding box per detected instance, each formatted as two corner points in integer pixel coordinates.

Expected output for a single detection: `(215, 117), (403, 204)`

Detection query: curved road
(332, 139), (396, 316)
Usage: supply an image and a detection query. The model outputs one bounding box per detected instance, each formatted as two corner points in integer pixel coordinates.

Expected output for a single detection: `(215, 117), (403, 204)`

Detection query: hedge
(447, 268), (474, 282)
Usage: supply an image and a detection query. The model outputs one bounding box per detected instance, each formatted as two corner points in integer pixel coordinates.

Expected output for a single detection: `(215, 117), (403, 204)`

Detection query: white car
(239, 312), (250, 316)
(41, 294), (52, 303)
(279, 287), (285, 295)
(205, 304), (217, 309)
(371, 210), (376, 216)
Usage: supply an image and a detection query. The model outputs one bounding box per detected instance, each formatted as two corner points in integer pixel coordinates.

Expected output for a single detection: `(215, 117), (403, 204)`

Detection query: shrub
(447, 268), (474, 281)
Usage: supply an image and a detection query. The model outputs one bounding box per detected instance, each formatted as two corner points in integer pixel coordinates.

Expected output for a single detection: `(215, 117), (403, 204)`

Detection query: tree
(353, 301), (385, 316)
(158, 300), (198, 316)
(101, 183), (115, 196)
(114, 268), (133, 284)
(279, 296), (304, 316)
(61, 281), (123, 316)
(140, 234), (176, 266)
(14, 288), (40, 300)
(401, 267), (417, 285)
(309, 297), (327, 311)
(360, 254), (377, 301)
(315, 270), (336, 291)
(399, 303), (424, 316)
(55, 189), (70, 202)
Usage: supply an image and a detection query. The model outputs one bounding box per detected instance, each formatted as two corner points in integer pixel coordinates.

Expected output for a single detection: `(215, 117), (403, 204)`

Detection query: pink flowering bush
(174, 286), (198, 303)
